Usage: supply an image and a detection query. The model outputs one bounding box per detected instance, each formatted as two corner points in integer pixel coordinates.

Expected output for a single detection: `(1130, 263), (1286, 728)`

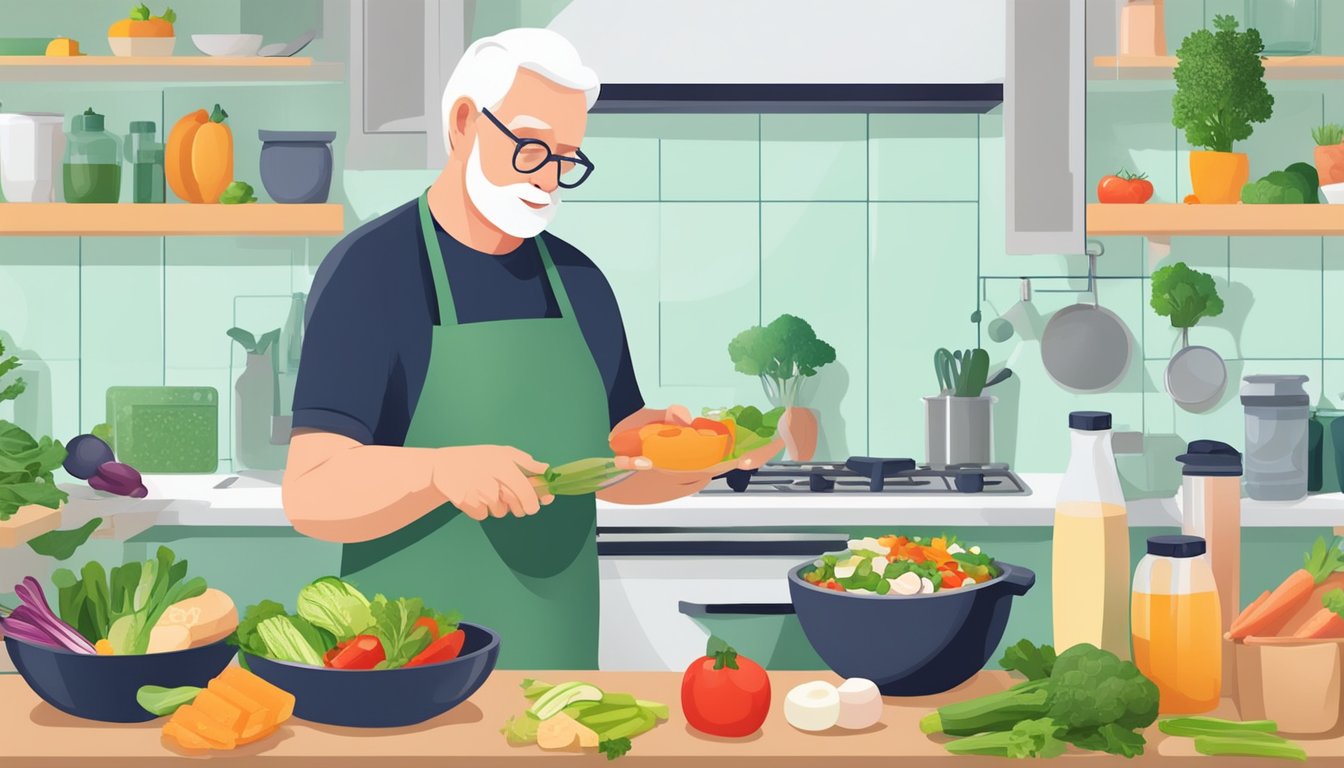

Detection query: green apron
(339, 193), (611, 669)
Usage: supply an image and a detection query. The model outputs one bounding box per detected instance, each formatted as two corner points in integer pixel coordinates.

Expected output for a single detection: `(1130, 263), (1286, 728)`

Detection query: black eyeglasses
(481, 108), (595, 189)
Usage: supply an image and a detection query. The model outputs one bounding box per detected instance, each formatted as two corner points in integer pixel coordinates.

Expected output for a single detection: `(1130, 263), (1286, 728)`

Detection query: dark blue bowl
(788, 560), (1034, 696)
(243, 621), (500, 727)
(5, 636), (237, 722)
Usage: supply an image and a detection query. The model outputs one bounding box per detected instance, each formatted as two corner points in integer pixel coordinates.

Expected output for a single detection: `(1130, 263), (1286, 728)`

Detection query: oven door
(597, 532), (846, 671)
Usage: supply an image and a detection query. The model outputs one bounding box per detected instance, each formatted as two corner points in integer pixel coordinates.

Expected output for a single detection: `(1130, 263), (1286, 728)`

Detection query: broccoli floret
(1064, 723), (1148, 758)
(1000, 638), (1058, 682)
(1048, 643), (1160, 732)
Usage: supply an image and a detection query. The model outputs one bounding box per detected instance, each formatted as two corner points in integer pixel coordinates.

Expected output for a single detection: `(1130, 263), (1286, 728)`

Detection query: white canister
(0, 113), (66, 202)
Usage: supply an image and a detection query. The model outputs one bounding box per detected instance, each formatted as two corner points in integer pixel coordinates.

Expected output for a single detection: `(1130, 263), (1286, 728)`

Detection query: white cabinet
(343, 0), (464, 169)
(1005, 0), (1086, 255)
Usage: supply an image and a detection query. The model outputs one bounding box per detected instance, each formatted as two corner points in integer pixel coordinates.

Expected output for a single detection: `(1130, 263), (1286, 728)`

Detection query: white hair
(441, 28), (600, 156)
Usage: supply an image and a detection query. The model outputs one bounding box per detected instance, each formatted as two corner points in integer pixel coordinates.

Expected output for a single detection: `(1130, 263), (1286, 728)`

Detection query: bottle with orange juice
(1052, 411), (1131, 658)
(1131, 535), (1222, 714)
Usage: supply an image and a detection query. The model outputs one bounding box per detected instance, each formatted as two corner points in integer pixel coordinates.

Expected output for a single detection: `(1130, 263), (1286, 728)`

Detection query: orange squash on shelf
(166, 105), (233, 203)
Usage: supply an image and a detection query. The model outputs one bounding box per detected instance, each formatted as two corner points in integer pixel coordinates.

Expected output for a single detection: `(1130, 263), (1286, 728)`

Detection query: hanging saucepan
(1039, 248), (1134, 393)
(1165, 329), (1228, 413)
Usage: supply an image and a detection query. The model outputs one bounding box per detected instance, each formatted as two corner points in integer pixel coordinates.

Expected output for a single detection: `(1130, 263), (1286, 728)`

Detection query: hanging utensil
(1039, 243), (1134, 393)
(1165, 328), (1228, 412)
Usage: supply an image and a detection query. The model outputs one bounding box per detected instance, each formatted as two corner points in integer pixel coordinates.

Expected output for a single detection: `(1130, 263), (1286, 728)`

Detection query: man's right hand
(431, 445), (551, 520)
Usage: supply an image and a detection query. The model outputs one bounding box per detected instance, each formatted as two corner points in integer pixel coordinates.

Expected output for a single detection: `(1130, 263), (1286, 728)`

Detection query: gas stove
(702, 457), (1030, 495)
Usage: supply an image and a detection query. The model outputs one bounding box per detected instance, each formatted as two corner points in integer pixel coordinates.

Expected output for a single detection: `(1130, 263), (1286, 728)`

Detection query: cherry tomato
(1097, 170), (1154, 204)
(682, 638), (771, 738)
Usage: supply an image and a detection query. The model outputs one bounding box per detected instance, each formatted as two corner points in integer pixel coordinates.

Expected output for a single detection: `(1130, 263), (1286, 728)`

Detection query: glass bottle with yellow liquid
(1132, 535), (1221, 713)
(1053, 411), (1130, 658)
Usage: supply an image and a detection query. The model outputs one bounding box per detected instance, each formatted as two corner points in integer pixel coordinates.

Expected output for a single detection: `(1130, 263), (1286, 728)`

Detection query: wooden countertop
(2, 671), (1341, 766)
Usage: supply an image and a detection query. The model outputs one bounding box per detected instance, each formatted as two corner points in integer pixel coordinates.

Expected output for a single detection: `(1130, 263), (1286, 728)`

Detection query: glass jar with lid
(63, 107), (121, 204)
(1132, 535), (1221, 714)
(1246, 0), (1320, 56)
(124, 120), (164, 204)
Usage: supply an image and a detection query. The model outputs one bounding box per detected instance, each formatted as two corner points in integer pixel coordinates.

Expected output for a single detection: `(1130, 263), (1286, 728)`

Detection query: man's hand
(431, 445), (551, 521)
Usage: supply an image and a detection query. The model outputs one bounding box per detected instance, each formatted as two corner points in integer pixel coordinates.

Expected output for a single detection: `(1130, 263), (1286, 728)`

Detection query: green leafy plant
(1171, 15), (1274, 153)
(219, 181), (257, 204)
(1314, 123), (1344, 146)
(27, 517), (103, 560)
(129, 4), (176, 23)
(1242, 162), (1319, 205)
(0, 341), (68, 521)
(728, 314), (836, 409)
(1151, 262), (1224, 347)
(934, 347), (990, 397)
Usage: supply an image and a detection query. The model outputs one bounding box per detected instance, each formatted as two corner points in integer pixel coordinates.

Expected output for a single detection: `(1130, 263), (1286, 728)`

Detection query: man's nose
(528, 168), (559, 194)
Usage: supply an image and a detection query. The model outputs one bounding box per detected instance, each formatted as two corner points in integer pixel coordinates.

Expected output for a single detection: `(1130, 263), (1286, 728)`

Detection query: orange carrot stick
(1292, 607), (1344, 639)
(1231, 537), (1344, 639)
(1231, 590), (1272, 636)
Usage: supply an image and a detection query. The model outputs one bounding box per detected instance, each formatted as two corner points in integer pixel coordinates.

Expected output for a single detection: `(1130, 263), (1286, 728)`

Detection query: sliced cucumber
(601, 692), (638, 706)
(579, 706), (641, 727)
(635, 699), (670, 719)
(530, 682), (604, 720)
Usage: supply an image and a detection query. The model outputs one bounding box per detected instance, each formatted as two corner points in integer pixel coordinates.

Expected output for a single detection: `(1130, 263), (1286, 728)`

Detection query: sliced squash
(153, 588), (239, 648)
(236, 724), (280, 746)
(145, 623), (192, 654)
(191, 688), (246, 736)
(162, 720), (213, 754)
(217, 665), (295, 723)
(168, 704), (237, 749)
(206, 677), (274, 735)
(537, 713), (585, 752)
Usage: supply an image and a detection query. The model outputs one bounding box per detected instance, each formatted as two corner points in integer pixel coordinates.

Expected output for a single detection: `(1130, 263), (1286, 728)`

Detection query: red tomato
(405, 629), (466, 667)
(413, 616), (440, 640)
(1097, 170), (1154, 204)
(682, 639), (771, 738)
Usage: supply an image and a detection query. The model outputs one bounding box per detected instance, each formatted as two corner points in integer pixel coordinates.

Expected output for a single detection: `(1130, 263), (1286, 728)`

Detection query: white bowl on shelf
(1323, 182), (1344, 204)
(191, 34), (263, 58)
(107, 36), (176, 57)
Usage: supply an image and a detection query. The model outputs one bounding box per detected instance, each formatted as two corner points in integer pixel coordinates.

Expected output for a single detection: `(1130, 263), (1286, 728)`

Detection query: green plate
(0, 38), (56, 55)
(106, 386), (219, 474)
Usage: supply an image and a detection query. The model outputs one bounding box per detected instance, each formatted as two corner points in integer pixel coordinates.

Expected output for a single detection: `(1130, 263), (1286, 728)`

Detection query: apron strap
(418, 192), (459, 326)
(534, 235), (578, 320)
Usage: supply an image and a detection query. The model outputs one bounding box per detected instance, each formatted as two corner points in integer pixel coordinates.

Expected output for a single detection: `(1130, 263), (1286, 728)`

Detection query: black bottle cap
(1147, 535), (1207, 558)
(1069, 411), (1112, 431)
(1176, 439), (1243, 477)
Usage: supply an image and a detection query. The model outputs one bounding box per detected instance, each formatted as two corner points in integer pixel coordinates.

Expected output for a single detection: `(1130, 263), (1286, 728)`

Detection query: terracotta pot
(1232, 635), (1344, 735)
(779, 407), (818, 462)
(1189, 151), (1249, 204)
(1317, 144), (1344, 187)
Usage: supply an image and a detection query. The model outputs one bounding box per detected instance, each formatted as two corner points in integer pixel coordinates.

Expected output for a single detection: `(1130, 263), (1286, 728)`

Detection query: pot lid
(259, 129), (336, 144)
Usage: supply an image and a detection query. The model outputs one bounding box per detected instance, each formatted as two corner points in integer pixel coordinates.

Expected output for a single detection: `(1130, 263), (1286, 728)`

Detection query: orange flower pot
(779, 407), (819, 462)
(1316, 144), (1344, 187)
(1189, 151), (1249, 204)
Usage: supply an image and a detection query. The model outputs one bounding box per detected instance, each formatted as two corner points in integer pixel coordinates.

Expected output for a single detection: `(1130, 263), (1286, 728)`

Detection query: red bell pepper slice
(414, 616), (440, 640)
(405, 629), (465, 667)
(328, 634), (385, 670)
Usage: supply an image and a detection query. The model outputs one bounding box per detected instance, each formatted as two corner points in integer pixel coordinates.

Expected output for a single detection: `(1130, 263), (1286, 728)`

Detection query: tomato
(682, 638), (771, 738)
(821, 580), (846, 592)
(328, 635), (385, 670)
(940, 570), (962, 589)
(1097, 170), (1154, 204)
(405, 629), (466, 667)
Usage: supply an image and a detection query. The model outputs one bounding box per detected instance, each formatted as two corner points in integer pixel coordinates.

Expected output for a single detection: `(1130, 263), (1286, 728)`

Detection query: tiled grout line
(865, 113), (871, 456)
(757, 113), (762, 327)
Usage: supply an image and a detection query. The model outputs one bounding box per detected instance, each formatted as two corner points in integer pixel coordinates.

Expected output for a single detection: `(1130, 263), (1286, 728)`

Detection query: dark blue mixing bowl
(243, 621), (500, 727)
(788, 560), (1035, 696)
(5, 636), (237, 722)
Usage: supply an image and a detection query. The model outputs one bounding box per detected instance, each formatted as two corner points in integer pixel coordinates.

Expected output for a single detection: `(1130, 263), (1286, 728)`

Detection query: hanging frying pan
(1039, 249), (1134, 393)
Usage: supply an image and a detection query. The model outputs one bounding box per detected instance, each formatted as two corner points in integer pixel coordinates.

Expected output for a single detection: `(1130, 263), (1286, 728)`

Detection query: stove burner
(709, 458), (1028, 495)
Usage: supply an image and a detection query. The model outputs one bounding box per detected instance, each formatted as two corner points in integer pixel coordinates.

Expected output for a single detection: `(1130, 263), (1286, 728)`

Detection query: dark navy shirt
(292, 199), (644, 446)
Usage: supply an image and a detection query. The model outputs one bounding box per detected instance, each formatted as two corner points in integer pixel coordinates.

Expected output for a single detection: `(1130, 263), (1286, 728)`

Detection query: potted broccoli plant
(1171, 15), (1274, 204)
(1151, 262), (1227, 411)
(925, 347), (992, 469)
(1315, 123), (1344, 190)
(728, 314), (836, 461)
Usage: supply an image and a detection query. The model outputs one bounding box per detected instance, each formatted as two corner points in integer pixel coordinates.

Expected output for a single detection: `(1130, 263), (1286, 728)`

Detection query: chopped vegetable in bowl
(802, 535), (1003, 596)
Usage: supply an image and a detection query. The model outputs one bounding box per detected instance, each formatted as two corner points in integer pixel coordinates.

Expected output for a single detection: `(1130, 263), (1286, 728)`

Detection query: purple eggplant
(129, 485), (148, 499)
(89, 461), (143, 496)
(62, 434), (115, 480)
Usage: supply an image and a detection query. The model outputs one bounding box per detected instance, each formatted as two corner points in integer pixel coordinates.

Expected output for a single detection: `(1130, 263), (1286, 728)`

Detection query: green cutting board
(106, 387), (219, 473)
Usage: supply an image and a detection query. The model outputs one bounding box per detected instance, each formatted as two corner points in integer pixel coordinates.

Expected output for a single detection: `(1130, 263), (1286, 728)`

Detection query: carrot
(1230, 590), (1271, 636)
(1230, 537), (1344, 639)
(166, 109), (207, 203)
(191, 104), (233, 204)
(1292, 608), (1344, 638)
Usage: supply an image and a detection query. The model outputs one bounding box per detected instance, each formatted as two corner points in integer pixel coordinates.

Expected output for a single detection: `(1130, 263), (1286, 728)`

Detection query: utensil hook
(1084, 239), (1104, 307)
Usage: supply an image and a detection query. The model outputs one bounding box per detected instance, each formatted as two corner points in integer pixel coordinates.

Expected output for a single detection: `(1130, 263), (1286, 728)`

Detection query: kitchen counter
(38, 472), (1344, 543)
(2, 670), (1336, 766)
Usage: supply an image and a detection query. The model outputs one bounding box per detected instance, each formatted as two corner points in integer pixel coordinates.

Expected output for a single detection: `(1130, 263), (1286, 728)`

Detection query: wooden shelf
(1092, 55), (1344, 80)
(0, 203), (344, 236)
(1087, 203), (1344, 236)
(0, 56), (342, 83)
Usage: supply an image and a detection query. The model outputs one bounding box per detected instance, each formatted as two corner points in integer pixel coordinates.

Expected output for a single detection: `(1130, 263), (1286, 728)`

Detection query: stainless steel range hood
(546, 0), (1005, 113)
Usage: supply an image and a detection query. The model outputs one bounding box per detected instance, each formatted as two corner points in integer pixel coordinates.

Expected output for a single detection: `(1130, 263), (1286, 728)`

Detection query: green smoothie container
(124, 120), (164, 203)
(63, 107), (121, 203)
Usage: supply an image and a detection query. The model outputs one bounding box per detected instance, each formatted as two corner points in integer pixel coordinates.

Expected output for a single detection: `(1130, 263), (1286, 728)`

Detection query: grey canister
(258, 130), (335, 203)
(925, 395), (994, 468)
(1241, 375), (1310, 501)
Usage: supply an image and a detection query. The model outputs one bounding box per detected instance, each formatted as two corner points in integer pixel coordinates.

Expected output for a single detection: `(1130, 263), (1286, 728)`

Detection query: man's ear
(448, 97), (477, 152)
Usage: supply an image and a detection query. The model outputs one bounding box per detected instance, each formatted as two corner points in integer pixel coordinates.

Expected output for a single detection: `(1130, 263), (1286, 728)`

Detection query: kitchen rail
(36, 473), (1344, 543)
(3, 670), (1339, 766)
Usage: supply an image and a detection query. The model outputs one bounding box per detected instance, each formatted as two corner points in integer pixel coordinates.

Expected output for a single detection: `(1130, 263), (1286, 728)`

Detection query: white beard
(464, 140), (559, 239)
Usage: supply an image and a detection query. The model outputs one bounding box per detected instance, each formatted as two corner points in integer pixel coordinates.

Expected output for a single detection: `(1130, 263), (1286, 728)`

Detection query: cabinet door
(1005, 0), (1085, 255)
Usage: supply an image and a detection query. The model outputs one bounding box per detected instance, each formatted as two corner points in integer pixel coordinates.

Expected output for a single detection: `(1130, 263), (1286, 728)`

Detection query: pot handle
(678, 601), (795, 617)
(1000, 564), (1036, 596)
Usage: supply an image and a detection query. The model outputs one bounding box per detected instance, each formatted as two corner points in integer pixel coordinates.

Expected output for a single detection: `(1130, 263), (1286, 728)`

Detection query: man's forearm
(283, 435), (449, 543)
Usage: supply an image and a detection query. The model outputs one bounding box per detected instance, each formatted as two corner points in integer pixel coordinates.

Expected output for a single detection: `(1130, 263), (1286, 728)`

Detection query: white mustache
(498, 181), (555, 206)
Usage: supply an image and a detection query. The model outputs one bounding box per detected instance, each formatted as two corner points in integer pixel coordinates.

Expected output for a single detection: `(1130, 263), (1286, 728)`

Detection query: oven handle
(597, 539), (846, 557)
(678, 601), (796, 617)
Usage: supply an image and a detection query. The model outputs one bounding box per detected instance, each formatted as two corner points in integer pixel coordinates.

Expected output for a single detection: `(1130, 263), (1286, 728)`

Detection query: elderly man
(283, 28), (746, 669)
